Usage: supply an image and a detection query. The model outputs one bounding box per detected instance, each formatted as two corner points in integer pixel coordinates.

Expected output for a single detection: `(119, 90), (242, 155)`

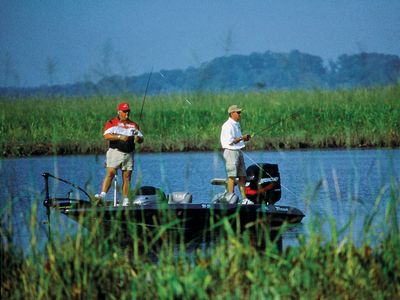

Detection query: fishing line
(154, 70), (193, 105)
(239, 149), (298, 198)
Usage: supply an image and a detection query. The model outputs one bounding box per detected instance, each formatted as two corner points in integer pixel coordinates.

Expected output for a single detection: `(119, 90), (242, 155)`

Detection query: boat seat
(168, 192), (193, 204)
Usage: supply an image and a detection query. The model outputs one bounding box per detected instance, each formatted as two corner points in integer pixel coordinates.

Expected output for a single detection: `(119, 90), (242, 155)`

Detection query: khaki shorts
(223, 149), (246, 178)
(106, 148), (134, 171)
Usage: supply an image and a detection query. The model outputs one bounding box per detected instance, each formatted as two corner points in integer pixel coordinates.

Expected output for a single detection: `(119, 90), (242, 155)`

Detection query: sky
(1, 0), (399, 88)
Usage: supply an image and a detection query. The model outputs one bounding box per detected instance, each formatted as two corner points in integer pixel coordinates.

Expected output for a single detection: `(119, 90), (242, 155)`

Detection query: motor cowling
(245, 163), (281, 204)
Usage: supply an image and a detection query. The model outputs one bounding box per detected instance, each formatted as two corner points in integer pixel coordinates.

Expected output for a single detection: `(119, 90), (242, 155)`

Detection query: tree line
(1, 50), (399, 97)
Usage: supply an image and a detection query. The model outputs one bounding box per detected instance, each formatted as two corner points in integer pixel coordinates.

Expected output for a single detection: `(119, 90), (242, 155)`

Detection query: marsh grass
(1, 179), (399, 299)
(1, 85), (399, 156)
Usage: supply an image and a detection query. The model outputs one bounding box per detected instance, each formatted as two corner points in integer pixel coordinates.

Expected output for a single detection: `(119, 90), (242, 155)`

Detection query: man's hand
(243, 134), (251, 142)
(230, 134), (251, 145)
(119, 135), (129, 142)
(134, 135), (143, 144)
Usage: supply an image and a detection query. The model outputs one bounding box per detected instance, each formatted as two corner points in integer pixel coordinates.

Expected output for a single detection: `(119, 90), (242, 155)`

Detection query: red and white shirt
(103, 117), (143, 153)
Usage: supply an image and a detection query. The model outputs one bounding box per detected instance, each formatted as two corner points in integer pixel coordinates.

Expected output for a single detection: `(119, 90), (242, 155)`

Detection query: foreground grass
(0, 84), (399, 156)
(1, 182), (399, 299)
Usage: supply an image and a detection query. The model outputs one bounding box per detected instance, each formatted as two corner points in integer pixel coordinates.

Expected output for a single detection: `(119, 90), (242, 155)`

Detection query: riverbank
(1, 142), (399, 158)
(1, 85), (399, 157)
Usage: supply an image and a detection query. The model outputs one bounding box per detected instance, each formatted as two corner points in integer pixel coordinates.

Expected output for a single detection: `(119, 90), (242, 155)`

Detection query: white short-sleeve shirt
(220, 117), (245, 150)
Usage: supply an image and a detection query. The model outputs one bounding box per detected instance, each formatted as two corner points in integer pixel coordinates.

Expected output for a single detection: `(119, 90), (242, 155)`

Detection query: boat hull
(48, 200), (305, 232)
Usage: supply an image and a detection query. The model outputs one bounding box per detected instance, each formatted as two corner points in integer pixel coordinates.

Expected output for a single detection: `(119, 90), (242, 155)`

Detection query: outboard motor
(245, 163), (281, 204)
(133, 186), (166, 205)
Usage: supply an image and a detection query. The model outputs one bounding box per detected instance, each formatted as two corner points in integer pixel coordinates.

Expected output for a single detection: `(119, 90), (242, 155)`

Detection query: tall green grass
(1, 179), (399, 299)
(0, 85), (399, 157)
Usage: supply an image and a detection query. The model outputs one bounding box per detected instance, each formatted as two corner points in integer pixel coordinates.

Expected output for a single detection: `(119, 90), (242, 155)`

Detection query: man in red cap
(95, 102), (144, 205)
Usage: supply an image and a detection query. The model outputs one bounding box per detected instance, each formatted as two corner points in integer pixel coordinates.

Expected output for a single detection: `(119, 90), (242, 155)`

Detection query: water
(1, 148), (399, 251)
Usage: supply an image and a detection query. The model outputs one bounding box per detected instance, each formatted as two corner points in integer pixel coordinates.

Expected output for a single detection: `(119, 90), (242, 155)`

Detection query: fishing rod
(251, 111), (300, 138)
(139, 67), (153, 122)
(243, 112), (300, 196)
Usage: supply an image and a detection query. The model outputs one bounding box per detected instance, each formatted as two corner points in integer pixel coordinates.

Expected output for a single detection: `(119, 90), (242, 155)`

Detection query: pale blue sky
(1, 0), (399, 87)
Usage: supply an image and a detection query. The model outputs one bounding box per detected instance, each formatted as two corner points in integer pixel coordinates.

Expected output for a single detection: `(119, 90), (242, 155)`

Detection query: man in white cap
(95, 102), (144, 205)
(220, 105), (253, 204)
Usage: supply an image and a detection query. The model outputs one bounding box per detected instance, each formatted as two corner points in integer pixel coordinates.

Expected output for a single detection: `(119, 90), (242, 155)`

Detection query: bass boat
(42, 163), (305, 233)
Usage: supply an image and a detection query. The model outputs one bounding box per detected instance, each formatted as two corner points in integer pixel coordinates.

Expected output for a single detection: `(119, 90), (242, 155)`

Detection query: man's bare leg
(101, 167), (117, 194)
(227, 177), (236, 193)
(121, 170), (132, 198)
(238, 176), (247, 199)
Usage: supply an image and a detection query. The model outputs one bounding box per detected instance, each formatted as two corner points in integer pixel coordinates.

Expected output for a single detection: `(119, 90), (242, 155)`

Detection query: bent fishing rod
(139, 67), (153, 122)
(251, 111), (300, 138)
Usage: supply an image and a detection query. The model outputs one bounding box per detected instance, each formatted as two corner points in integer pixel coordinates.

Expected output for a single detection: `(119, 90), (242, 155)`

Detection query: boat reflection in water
(42, 163), (304, 252)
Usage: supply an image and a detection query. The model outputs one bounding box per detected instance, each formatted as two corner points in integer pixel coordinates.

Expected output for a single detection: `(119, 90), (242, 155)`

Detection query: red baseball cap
(118, 102), (130, 111)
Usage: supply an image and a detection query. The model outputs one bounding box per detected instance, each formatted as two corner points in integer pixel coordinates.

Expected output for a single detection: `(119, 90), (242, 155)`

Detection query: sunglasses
(236, 111), (241, 114)
(122, 110), (130, 113)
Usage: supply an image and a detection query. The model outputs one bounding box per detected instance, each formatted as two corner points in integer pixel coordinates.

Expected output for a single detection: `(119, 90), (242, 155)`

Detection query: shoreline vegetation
(1, 84), (399, 157)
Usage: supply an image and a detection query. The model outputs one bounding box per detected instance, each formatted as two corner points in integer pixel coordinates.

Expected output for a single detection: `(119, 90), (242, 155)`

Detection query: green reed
(0, 84), (399, 156)
(1, 179), (399, 299)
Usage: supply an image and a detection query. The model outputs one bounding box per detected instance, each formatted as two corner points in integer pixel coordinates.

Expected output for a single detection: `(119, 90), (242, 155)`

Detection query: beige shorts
(106, 148), (134, 171)
(223, 149), (246, 178)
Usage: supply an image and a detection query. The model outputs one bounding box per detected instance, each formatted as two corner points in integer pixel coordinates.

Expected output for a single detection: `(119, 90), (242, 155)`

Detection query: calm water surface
(1, 148), (399, 250)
